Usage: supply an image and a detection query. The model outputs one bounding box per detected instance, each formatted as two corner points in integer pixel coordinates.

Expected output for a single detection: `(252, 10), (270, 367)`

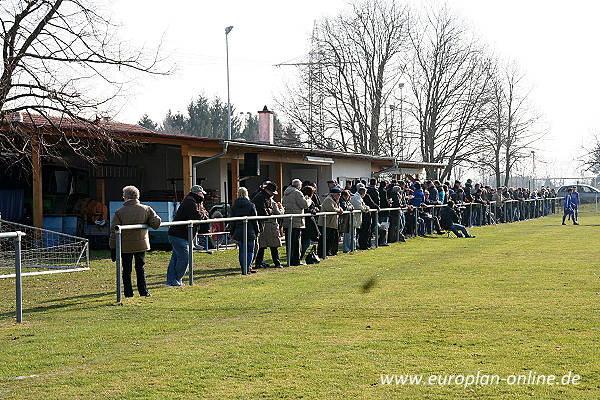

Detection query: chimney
(258, 105), (273, 144)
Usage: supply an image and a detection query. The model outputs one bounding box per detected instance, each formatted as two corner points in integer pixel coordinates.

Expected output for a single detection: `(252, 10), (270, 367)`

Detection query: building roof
(4, 112), (445, 169)
(3, 112), (153, 136)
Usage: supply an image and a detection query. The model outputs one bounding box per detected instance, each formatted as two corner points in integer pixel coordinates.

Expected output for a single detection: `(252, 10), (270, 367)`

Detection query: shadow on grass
(197, 267), (240, 279)
(0, 293), (112, 319)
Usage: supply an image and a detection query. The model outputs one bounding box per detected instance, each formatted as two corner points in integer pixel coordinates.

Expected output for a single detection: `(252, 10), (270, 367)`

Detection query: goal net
(0, 218), (89, 278)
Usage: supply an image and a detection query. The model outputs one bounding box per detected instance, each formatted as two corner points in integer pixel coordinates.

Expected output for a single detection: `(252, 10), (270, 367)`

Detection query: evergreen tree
(156, 94), (241, 138)
(137, 113), (158, 131)
(273, 114), (303, 147)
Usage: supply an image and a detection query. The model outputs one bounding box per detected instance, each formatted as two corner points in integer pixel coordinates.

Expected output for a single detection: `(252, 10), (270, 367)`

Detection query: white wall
(331, 159), (372, 184)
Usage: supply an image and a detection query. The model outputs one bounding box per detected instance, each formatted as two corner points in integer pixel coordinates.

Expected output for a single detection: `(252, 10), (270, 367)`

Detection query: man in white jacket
(350, 187), (371, 250)
(282, 179), (312, 266)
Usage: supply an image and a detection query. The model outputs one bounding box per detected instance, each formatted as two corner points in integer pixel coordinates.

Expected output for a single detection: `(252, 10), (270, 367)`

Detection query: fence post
(116, 228), (122, 303)
(350, 211), (356, 252)
(374, 210), (379, 248)
(15, 232), (23, 323)
(287, 215), (293, 267)
(397, 208), (402, 242)
(323, 212), (327, 259)
(414, 207), (418, 236)
(242, 219), (248, 275)
(188, 223), (194, 285)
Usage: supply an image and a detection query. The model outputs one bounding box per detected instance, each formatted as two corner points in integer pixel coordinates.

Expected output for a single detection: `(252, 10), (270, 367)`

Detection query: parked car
(556, 184), (600, 204)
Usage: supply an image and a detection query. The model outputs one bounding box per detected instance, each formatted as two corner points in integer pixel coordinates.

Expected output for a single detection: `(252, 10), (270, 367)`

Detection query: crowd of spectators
(230, 177), (559, 273)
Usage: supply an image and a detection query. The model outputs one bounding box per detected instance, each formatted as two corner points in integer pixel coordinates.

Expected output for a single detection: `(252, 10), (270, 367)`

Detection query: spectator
(282, 179), (312, 266)
(491, 187), (505, 223)
(339, 189), (355, 252)
(364, 179), (381, 247)
(326, 179), (338, 191)
(440, 200), (475, 238)
(166, 185), (209, 287)
(300, 184), (320, 261)
(350, 187), (371, 250)
(230, 187), (260, 273)
(252, 182), (281, 268)
(109, 185), (161, 298)
(318, 185), (343, 257)
(388, 184), (406, 243)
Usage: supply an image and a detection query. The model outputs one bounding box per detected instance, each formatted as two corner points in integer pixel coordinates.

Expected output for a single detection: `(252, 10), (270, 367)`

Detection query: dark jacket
(367, 186), (380, 207)
(251, 189), (273, 231)
(168, 192), (209, 240)
(440, 205), (460, 230)
(229, 197), (260, 242)
(379, 185), (390, 217)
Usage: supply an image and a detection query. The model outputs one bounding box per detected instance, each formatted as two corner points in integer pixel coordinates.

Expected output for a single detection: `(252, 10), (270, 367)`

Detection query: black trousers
(318, 227), (339, 258)
(357, 224), (372, 250)
(284, 228), (303, 266)
(255, 246), (281, 266)
(121, 252), (149, 297)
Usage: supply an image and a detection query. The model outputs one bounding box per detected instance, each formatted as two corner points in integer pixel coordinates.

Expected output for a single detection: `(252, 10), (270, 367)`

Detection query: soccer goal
(0, 218), (89, 279)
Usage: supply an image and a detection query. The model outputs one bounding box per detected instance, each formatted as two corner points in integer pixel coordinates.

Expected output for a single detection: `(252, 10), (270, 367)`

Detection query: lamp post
(398, 82), (405, 159)
(530, 150), (535, 190)
(225, 26), (234, 140)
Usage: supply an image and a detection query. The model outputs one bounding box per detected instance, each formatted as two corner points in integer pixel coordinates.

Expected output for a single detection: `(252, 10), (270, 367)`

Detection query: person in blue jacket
(562, 187), (579, 225)
(570, 186), (580, 222)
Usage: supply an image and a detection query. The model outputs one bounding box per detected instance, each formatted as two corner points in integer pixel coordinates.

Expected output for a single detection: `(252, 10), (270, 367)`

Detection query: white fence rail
(113, 197), (561, 302)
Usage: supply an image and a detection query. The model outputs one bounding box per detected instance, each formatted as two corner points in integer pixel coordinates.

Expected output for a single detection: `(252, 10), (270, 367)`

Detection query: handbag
(305, 245), (321, 264)
(305, 215), (321, 241)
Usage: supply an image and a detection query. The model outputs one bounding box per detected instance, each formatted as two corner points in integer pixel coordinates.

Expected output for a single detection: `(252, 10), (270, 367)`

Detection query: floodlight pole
(225, 26), (234, 140)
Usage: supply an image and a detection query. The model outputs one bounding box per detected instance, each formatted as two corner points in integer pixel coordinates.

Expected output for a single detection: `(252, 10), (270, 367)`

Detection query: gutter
(221, 140), (396, 162)
(192, 142), (229, 185)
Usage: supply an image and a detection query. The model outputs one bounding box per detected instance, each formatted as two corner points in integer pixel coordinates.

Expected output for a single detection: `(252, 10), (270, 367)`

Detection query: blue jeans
(238, 239), (256, 273)
(167, 235), (190, 285)
(343, 230), (355, 252)
(300, 236), (312, 260)
(450, 223), (470, 238)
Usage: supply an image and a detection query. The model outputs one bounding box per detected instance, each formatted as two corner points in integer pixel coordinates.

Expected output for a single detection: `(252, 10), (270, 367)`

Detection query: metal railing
(114, 197), (561, 302)
(0, 231), (25, 323)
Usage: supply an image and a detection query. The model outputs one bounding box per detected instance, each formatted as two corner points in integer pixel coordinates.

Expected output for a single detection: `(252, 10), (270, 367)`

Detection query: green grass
(1, 208), (599, 399)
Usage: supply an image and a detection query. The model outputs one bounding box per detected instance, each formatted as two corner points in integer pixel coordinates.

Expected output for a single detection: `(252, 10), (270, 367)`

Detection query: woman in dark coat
(230, 187), (260, 274)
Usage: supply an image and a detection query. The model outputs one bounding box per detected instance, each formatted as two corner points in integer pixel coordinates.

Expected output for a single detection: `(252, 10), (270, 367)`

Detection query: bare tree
(580, 134), (600, 174)
(479, 61), (543, 187)
(278, 0), (409, 155)
(0, 0), (168, 172)
(405, 5), (493, 179)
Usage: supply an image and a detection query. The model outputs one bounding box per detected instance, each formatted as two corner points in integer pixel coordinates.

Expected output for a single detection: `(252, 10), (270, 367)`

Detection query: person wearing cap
(252, 181), (281, 268)
(318, 185), (344, 257)
(165, 185), (209, 287)
(109, 185), (162, 298)
(326, 179), (338, 192)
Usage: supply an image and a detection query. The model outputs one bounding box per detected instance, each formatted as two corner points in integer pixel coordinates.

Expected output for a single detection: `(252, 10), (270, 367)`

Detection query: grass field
(0, 208), (599, 399)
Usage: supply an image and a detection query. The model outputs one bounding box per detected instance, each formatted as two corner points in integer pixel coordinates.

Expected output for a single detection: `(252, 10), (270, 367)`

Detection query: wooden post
(95, 154), (106, 205)
(275, 161), (283, 202)
(31, 134), (43, 229)
(231, 157), (239, 204)
(182, 145), (192, 194)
